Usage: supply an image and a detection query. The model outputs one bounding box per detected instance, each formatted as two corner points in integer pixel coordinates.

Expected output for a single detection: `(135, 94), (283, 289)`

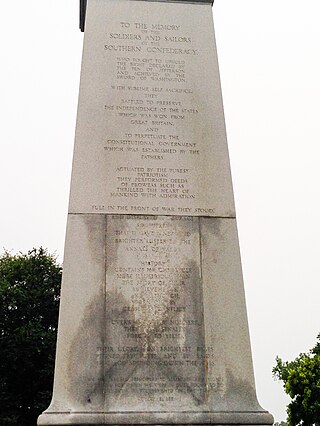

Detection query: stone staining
(38, 0), (274, 424)
(104, 215), (205, 412)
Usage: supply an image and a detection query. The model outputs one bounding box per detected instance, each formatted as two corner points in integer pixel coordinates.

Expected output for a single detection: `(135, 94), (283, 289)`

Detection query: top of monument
(80, 0), (87, 32)
(80, 0), (214, 32)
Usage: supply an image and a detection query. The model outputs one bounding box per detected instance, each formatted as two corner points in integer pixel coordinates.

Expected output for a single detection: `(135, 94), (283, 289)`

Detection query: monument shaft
(38, 0), (273, 424)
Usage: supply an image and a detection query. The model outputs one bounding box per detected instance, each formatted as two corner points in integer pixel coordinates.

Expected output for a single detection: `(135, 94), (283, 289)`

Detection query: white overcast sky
(1, 0), (319, 423)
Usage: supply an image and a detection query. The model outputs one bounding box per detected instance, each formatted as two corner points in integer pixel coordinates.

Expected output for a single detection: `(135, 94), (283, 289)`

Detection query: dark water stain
(104, 257), (207, 409)
(67, 214), (209, 412)
(210, 218), (224, 240)
(67, 294), (105, 409)
(82, 214), (106, 263)
(213, 368), (262, 412)
(105, 214), (127, 271)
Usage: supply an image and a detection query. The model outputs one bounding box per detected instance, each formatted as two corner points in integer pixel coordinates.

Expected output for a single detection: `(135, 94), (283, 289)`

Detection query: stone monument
(38, 0), (274, 424)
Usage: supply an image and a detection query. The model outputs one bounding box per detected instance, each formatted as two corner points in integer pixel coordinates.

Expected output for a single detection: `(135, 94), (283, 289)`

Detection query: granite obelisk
(38, 0), (273, 424)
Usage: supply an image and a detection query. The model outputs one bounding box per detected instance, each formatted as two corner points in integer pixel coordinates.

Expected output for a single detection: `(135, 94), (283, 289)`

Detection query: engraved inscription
(104, 215), (207, 411)
(69, 2), (235, 216)
(103, 21), (202, 212)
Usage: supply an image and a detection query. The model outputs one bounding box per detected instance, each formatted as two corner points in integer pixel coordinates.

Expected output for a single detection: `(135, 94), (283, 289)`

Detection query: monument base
(38, 410), (274, 425)
(38, 214), (273, 426)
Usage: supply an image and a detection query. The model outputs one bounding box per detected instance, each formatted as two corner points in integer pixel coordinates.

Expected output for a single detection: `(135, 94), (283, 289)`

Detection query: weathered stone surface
(39, 215), (273, 425)
(104, 215), (205, 412)
(45, 214), (106, 414)
(69, 0), (235, 217)
(39, 0), (273, 424)
(200, 218), (261, 412)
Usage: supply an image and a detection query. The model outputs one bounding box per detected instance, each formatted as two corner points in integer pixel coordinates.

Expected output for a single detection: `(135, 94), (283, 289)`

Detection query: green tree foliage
(0, 248), (61, 426)
(273, 334), (320, 426)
